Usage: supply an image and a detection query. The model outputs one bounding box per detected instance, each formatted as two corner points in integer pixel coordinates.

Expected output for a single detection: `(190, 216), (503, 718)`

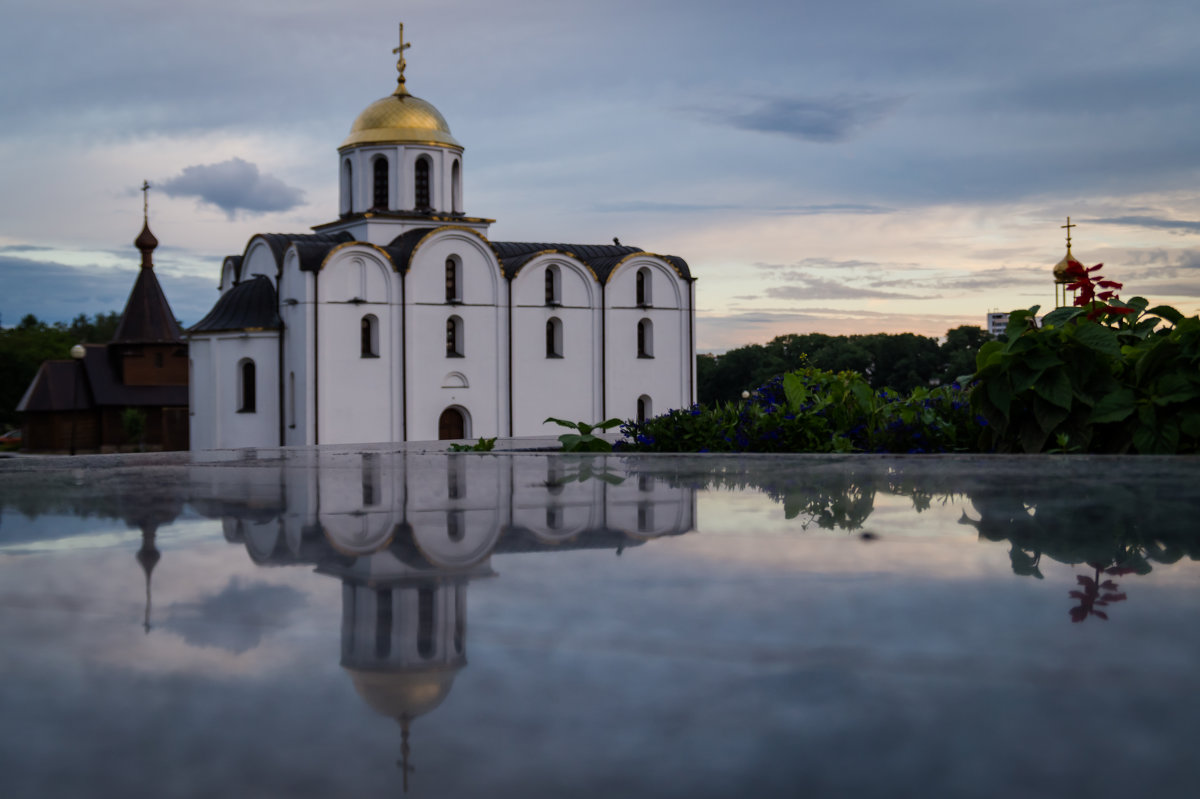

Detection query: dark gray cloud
(0, 244), (54, 253)
(1086, 216), (1200, 234)
(160, 159), (305, 219)
(719, 94), (904, 143)
(0, 254), (215, 329)
(165, 577), (307, 654)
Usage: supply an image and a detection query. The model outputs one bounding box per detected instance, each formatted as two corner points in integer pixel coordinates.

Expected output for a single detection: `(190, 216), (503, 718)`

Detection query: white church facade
(187, 28), (696, 449)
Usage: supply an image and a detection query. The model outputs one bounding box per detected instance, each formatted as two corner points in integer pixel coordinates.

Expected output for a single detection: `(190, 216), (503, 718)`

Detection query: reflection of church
(187, 23), (696, 449)
(201, 451), (695, 789)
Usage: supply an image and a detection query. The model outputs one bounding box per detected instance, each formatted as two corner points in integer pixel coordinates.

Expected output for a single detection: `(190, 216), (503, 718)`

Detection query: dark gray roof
(19, 345), (187, 411)
(242, 232), (353, 276)
(490, 241), (693, 282)
(188, 276), (281, 334)
(110, 262), (184, 344)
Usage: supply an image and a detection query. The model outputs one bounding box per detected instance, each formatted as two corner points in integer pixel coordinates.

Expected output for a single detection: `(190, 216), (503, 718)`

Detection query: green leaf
(1133, 418), (1180, 454)
(558, 433), (584, 450)
(975, 340), (1006, 371)
(783, 372), (809, 411)
(1148, 305), (1184, 325)
(1033, 396), (1069, 435)
(1089, 388), (1137, 424)
(594, 418), (625, 431)
(986, 375), (1013, 417)
(1041, 306), (1084, 328)
(1071, 323), (1121, 357)
(544, 417), (578, 430)
(575, 422), (594, 435)
(1033, 367), (1073, 410)
(1152, 373), (1198, 406)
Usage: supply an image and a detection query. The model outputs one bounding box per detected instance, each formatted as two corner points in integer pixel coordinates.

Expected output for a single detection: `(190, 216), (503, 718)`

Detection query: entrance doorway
(438, 407), (466, 440)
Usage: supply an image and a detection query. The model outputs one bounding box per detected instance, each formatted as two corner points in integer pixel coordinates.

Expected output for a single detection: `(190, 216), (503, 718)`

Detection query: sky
(2, 0), (1199, 352)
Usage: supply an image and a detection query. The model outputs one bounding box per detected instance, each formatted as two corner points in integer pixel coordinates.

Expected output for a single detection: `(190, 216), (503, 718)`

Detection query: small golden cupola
(1053, 217), (1086, 308)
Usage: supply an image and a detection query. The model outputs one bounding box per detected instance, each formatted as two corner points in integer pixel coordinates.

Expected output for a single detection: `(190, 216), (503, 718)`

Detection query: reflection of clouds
(164, 577), (307, 655)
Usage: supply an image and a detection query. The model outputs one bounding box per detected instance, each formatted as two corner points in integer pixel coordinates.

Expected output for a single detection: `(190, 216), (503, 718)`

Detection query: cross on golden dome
(393, 23), (411, 93)
(1061, 216), (1076, 250)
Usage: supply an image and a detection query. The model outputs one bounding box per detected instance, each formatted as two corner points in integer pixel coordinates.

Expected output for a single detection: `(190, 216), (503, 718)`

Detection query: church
(187, 26), (696, 449)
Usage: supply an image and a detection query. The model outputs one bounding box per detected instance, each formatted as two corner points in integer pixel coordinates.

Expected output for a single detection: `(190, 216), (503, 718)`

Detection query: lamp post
(69, 344), (85, 455)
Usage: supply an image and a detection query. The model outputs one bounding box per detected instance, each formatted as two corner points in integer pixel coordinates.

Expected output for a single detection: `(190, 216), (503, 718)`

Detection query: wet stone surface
(1, 448), (1199, 798)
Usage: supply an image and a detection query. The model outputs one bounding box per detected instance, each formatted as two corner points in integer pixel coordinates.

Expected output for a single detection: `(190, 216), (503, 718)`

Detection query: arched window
(417, 586), (435, 659)
(446, 315), (463, 357)
(361, 314), (379, 357)
(637, 319), (654, 358)
(445, 256), (461, 303)
(637, 394), (652, 423)
(636, 267), (652, 306)
(546, 317), (563, 358)
(341, 160), (353, 215)
(238, 359), (256, 412)
(439, 406), (467, 439)
(451, 159), (462, 214)
(546, 506), (563, 530)
(414, 156), (431, 211)
(372, 156), (389, 210)
(545, 264), (560, 305)
(375, 589), (392, 658)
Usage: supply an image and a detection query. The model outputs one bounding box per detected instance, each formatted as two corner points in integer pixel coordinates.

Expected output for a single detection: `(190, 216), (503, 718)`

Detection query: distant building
(186, 26), (696, 449)
(17, 210), (189, 452)
(986, 311), (1009, 337)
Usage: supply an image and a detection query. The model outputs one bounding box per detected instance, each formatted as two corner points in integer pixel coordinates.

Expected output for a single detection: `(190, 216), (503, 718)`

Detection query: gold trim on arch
(402, 225), (498, 275)
(318, 240), (400, 272)
(603, 253), (689, 283)
(507, 250), (600, 283)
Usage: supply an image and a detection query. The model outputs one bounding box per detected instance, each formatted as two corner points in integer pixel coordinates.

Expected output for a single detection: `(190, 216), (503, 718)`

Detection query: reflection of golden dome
(341, 86), (461, 150)
(1053, 248), (1085, 283)
(345, 667), (461, 720)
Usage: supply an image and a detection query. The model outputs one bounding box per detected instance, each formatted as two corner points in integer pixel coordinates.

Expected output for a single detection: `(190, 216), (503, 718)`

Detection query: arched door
(438, 407), (465, 440)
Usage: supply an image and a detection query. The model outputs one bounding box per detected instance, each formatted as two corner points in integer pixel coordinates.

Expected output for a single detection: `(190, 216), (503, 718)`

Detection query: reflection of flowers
(1069, 563), (1130, 623)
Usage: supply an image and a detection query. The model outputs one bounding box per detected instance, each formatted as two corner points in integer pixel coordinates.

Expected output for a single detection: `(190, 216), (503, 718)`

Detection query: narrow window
(447, 510), (464, 542)
(447, 454), (465, 499)
(417, 587), (435, 659)
(414, 157), (431, 211)
(446, 315), (463, 357)
(375, 589), (393, 658)
(342, 160), (353, 215)
(362, 453), (380, 507)
(545, 265), (560, 305)
(637, 319), (654, 358)
(361, 314), (379, 357)
(445, 256), (460, 303)
(637, 394), (652, 423)
(546, 317), (563, 358)
(239, 359), (256, 412)
(636, 267), (652, 306)
(451, 159), (462, 214)
(372, 156), (389, 210)
(454, 586), (465, 654)
(546, 506), (562, 530)
(637, 502), (654, 532)
(288, 371), (295, 428)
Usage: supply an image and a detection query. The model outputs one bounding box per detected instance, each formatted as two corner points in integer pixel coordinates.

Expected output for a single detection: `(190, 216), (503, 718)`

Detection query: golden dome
(1053, 248), (1085, 283)
(341, 86), (461, 150)
(345, 666), (461, 721)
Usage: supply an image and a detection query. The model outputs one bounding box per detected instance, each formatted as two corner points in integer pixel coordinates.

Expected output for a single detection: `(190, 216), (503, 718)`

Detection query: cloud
(159, 158), (305, 219)
(1086, 216), (1200, 234)
(718, 94), (904, 143)
(164, 577), (307, 654)
(766, 275), (937, 301)
(593, 201), (892, 215)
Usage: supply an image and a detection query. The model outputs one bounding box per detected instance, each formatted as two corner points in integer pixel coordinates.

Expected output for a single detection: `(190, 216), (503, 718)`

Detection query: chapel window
(342, 160), (353, 215)
(546, 317), (563, 358)
(415, 157), (431, 211)
(375, 589), (393, 658)
(417, 587), (435, 659)
(636, 267), (652, 306)
(637, 319), (654, 358)
(372, 156), (389, 210)
(238, 359), (256, 412)
(637, 394), (652, 423)
(445, 256), (461, 303)
(451, 159), (462, 214)
(446, 315), (463, 357)
(361, 314), (379, 357)
(545, 265), (560, 305)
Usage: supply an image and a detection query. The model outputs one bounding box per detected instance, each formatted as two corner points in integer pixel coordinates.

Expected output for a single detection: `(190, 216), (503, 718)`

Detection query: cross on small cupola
(135, 179), (159, 269)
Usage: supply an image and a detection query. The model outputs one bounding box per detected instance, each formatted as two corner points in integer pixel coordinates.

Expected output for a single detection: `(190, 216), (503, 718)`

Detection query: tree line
(0, 313), (122, 429)
(698, 326), (991, 405)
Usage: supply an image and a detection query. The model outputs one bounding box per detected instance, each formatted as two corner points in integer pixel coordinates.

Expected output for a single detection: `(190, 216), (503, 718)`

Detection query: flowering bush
(971, 264), (1200, 453)
(619, 365), (977, 454)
